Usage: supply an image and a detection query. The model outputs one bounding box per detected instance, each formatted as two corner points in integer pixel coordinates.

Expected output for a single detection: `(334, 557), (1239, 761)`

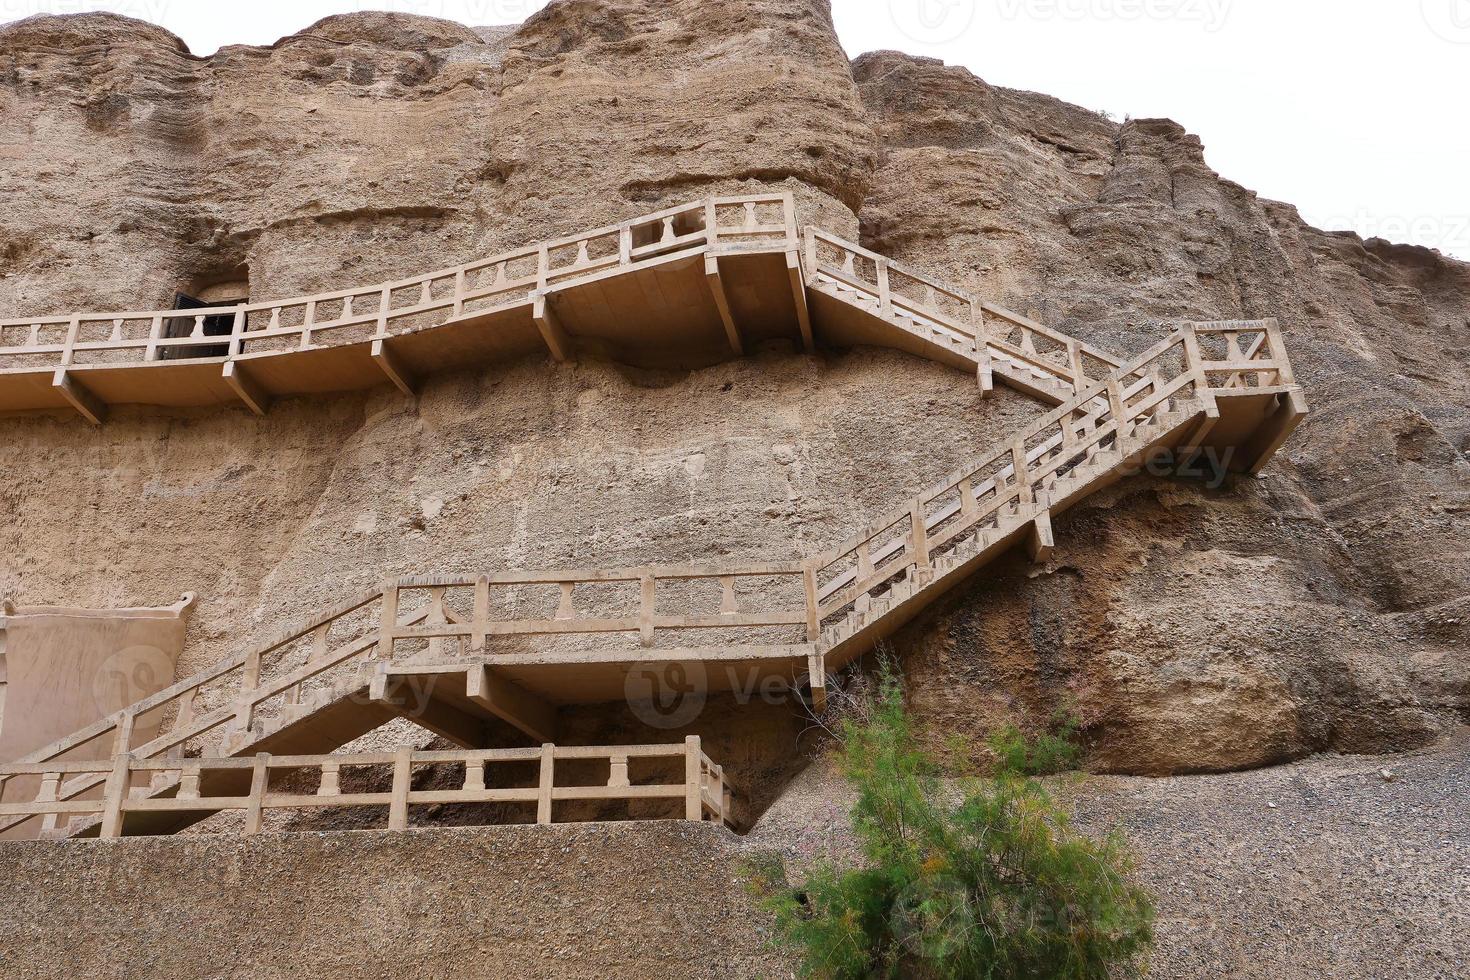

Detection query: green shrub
(755, 670), (1154, 979)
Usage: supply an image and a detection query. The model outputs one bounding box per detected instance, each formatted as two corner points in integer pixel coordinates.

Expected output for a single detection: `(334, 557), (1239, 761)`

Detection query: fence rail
(0, 316), (1296, 840)
(0, 737), (730, 837)
(0, 194), (797, 372)
(804, 228), (1137, 396)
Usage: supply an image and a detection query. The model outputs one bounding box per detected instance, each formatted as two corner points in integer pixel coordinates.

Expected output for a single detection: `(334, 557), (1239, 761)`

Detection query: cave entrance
(163, 274), (249, 360)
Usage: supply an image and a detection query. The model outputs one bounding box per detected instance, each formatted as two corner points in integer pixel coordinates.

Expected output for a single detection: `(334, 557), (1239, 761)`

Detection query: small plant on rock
(754, 668), (1154, 979)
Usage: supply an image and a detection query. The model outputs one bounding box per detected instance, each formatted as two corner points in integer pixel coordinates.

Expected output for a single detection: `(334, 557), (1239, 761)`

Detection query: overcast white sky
(4, 0), (1467, 260)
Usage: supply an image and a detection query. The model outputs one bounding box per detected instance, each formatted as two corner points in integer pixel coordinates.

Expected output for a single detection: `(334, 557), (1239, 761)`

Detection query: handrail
(803, 227), (1133, 396)
(0, 194), (1299, 842)
(0, 194), (800, 370)
(0, 319), (1294, 828)
(0, 735), (731, 837)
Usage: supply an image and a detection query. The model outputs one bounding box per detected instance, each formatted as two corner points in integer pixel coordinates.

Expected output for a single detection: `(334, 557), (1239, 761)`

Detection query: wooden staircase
(0, 197), (1307, 840)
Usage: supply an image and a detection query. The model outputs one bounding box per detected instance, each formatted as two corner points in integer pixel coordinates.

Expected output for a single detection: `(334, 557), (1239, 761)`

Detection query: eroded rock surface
(1, 2), (1467, 778)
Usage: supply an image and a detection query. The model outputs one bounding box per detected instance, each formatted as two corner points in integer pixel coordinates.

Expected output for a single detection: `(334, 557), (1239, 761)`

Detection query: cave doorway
(163, 274), (250, 360)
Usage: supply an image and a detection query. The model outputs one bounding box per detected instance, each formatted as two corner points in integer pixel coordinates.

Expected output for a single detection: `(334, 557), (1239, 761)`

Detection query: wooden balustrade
(0, 736), (731, 838)
(810, 325), (1209, 626)
(0, 297), (1301, 841)
(803, 227), (1135, 394)
(0, 194), (800, 372)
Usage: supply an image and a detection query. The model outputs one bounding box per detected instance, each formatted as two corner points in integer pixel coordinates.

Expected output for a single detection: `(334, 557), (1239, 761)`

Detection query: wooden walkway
(0, 195), (1307, 839)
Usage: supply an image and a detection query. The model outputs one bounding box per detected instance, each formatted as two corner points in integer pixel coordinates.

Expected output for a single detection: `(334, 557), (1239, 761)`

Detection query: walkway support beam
(532, 293), (573, 362)
(51, 369), (106, 425)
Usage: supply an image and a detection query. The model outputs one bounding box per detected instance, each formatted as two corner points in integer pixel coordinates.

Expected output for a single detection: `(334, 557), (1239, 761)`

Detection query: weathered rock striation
(1, 1), (1466, 783)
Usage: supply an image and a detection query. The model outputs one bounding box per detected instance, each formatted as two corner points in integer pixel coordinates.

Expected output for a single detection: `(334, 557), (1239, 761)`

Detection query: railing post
(876, 259), (892, 317)
(909, 499), (932, 574)
(388, 746), (411, 831)
(704, 199), (719, 247)
(537, 743), (555, 825)
(803, 565), (820, 642)
(1106, 378), (1129, 437)
(619, 223), (633, 265)
(461, 758), (485, 794)
(144, 314), (164, 362)
(1012, 444), (1034, 507)
(782, 191), (798, 244)
(61, 315), (80, 367)
(1180, 323), (1206, 385)
(376, 582), (399, 660)
(375, 286), (392, 340)
(453, 269), (467, 318)
(243, 753), (269, 835)
(1067, 339), (1086, 394)
(178, 765), (202, 800)
(639, 574), (656, 648)
(228, 304), (247, 359)
(471, 575), (489, 652)
(318, 761), (341, 797)
(607, 754), (630, 789)
(235, 650), (260, 737)
(111, 710), (135, 758)
(37, 771), (60, 834)
(973, 300), (993, 396)
(99, 754), (130, 840)
(684, 735), (702, 821)
(855, 542), (875, 613)
(1264, 318), (1293, 384)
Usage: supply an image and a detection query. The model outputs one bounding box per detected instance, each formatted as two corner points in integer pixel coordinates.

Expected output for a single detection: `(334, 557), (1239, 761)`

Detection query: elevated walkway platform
(0, 194), (1307, 841)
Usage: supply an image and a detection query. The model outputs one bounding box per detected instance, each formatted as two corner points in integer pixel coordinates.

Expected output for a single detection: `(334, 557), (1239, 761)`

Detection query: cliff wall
(1, 2), (1466, 776)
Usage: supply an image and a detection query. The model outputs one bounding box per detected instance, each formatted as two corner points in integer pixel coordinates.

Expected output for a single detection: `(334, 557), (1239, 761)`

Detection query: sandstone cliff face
(1, 2), (1466, 776)
(849, 51), (1470, 771)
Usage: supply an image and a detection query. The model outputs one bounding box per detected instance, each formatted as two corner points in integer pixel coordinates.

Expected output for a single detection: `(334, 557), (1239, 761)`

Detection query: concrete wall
(0, 602), (190, 765)
(0, 822), (784, 980)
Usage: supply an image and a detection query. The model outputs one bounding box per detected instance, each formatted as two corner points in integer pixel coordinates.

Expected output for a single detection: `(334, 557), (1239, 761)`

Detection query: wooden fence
(0, 737), (730, 838)
(0, 194), (796, 371)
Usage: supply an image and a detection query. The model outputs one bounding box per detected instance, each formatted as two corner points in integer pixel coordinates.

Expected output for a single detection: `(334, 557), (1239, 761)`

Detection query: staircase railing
(806, 319), (1293, 631)
(0, 201), (1298, 837)
(804, 227), (1138, 396)
(0, 317), (1294, 830)
(0, 194), (797, 371)
(0, 736), (731, 837)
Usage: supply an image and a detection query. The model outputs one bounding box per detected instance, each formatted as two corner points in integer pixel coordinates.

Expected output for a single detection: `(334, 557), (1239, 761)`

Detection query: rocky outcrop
(1, 1), (1466, 777)
(850, 50), (1470, 770)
